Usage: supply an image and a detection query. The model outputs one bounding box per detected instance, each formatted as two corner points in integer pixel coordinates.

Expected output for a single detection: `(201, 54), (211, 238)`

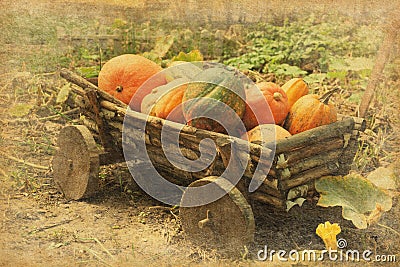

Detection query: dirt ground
(1, 1), (400, 266)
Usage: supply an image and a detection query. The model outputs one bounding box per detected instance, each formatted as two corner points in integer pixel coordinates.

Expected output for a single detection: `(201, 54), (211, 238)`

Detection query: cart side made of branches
(53, 68), (366, 251)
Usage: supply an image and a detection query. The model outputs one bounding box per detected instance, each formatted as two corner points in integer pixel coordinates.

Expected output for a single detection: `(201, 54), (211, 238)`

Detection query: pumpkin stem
(273, 92), (283, 101)
(319, 88), (340, 105)
(116, 85), (123, 93)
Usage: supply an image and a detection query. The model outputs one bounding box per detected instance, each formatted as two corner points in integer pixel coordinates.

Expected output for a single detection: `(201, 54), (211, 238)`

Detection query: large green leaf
(315, 174), (392, 229)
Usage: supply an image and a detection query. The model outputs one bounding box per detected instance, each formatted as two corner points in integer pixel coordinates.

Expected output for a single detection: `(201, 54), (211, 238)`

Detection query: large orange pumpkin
(242, 124), (291, 144)
(282, 78), (309, 109)
(242, 82), (289, 130)
(98, 54), (166, 109)
(284, 89), (338, 135)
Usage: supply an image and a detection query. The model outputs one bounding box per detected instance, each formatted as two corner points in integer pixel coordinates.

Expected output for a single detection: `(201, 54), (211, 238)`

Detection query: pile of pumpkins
(98, 54), (338, 144)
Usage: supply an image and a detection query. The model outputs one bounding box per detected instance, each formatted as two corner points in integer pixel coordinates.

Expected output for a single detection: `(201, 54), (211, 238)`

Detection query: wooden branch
(338, 114), (366, 131)
(358, 17), (400, 118)
(256, 183), (282, 198)
(262, 118), (355, 154)
(107, 121), (123, 132)
(41, 107), (80, 121)
(250, 192), (285, 209)
(28, 218), (76, 234)
(282, 149), (343, 180)
(85, 89), (124, 163)
(280, 162), (339, 190)
(6, 155), (49, 170)
(281, 138), (344, 166)
(86, 90), (112, 148)
(337, 135), (359, 175)
(70, 84), (87, 96)
(78, 116), (99, 133)
(100, 100), (126, 114)
(248, 161), (277, 179)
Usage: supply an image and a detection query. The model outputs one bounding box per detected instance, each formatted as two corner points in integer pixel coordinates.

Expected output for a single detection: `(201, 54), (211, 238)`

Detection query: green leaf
(171, 50), (203, 62)
(56, 83), (71, 104)
(327, 71), (347, 80)
(286, 198), (306, 212)
(347, 92), (363, 104)
(358, 69), (372, 79)
(9, 103), (34, 117)
(367, 167), (398, 191)
(79, 48), (100, 61)
(267, 63), (307, 77)
(142, 51), (162, 64)
(287, 184), (309, 200)
(111, 18), (127, 29)
(76, 66), (99, 78)
(328, 57), (348, 71)
(151, 35), (175, 58)
(315, 174), (393, 229)
(303, 73), (327, 84)
(238, 64), (255, 71)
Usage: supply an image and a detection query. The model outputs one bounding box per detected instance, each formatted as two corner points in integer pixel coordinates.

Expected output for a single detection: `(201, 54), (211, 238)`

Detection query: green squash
(182, 67), (246, 134)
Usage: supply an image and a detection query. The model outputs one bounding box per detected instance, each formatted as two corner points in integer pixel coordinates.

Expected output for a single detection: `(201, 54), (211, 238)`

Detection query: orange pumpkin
(98, 54), (166, 109)
(150, 84), (188, 123)
(242, 82), (289, 130)
(242, 124), (291, 144)
(284, 89), (338, 135)
(282, 78), (309, 109)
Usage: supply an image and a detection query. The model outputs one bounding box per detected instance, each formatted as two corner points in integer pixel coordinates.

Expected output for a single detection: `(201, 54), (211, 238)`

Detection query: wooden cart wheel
(52, 125), (100, 200)
(179, 176), (255, 254)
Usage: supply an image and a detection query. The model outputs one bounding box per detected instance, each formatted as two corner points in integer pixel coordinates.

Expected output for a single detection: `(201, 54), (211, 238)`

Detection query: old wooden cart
(53, 68), (366, 253)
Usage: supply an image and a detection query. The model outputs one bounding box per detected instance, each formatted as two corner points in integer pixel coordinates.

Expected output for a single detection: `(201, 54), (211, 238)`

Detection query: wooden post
(357, 15), (400, 118)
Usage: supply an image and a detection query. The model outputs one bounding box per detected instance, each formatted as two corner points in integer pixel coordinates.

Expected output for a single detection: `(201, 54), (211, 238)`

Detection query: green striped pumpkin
(182, 68), (246, 134)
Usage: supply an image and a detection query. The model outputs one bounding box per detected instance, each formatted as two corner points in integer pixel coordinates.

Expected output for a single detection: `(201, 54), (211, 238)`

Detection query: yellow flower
(316, 221), (341, 250)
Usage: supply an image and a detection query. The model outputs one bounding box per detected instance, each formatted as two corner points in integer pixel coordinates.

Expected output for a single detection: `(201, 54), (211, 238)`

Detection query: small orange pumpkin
(242, 124), (291, 144)
(284, 88), (338, 135)
(150, 84), (188, 123)
(98, 54), (166, 109)
(282, 78), (309, 109)
(242, 82), (289, 130)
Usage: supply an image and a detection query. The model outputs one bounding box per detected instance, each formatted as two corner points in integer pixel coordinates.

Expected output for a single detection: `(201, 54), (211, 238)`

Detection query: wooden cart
(53, 69), (366, 253)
